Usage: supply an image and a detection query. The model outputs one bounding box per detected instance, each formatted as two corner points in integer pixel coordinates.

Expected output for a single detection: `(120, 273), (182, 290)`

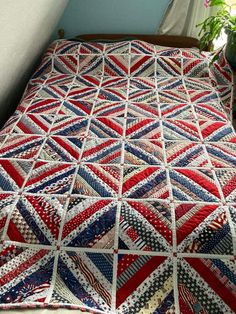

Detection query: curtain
(158, 0), (217, 39)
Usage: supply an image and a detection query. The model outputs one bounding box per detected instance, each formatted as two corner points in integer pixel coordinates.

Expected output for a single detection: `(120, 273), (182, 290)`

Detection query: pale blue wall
(52, 0), (170, 39)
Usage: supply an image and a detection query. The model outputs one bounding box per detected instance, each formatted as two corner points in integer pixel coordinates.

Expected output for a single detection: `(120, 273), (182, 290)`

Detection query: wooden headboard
(72, 34), (200, 49)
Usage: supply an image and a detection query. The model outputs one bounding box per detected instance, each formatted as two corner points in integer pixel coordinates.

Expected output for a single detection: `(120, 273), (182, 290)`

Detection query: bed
(0, 36), (235, 314)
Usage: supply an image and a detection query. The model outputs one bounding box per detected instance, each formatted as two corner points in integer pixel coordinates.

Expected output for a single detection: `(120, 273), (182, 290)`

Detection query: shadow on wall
(0, 58), (42, 128)
(52, 0), (170, 39)
(0, 0), (69, 129)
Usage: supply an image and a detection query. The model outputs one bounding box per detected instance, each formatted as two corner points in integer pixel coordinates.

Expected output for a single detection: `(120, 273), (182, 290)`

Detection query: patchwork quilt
(0, 39), (235, 314)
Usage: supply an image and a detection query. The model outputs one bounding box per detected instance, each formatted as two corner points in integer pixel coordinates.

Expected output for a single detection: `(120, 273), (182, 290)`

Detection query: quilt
(0, 39), (235, 314)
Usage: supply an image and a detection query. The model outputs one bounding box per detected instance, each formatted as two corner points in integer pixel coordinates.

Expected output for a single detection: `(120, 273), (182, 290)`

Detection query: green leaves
(228, 15), (236, 31)
(210, 0), (226, 6)
(197, 2), (235, 51)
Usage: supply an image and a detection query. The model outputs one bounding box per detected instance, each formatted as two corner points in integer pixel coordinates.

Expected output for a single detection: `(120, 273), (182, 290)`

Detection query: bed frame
(58, 30), (201, 49)
(75, 34), (200, 49)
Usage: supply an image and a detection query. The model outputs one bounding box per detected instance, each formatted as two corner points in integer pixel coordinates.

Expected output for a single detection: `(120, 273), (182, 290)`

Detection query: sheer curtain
(158, 0), (217, 39)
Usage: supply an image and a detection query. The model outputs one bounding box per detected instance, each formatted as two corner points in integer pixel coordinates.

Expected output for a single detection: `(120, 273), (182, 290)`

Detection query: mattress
(0, 39), (235, 314)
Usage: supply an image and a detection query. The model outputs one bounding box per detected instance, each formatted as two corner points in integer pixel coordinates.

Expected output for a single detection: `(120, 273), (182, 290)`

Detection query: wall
(53, 0), (170, 39)
(0, 0), (69, 127)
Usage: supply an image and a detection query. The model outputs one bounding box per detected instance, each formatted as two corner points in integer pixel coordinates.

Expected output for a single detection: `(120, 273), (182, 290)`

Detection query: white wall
(0, 0), (69, 126)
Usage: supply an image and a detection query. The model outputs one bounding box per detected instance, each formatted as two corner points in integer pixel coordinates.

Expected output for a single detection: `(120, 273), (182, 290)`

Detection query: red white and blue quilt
(0, 40), (235, 313)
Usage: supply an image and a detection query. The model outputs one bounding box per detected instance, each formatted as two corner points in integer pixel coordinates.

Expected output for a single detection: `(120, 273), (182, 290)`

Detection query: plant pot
(225, 30), (236, 70)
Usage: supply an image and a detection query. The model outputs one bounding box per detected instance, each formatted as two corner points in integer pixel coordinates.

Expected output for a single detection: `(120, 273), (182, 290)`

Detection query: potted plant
(197, 0), (236, 69)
